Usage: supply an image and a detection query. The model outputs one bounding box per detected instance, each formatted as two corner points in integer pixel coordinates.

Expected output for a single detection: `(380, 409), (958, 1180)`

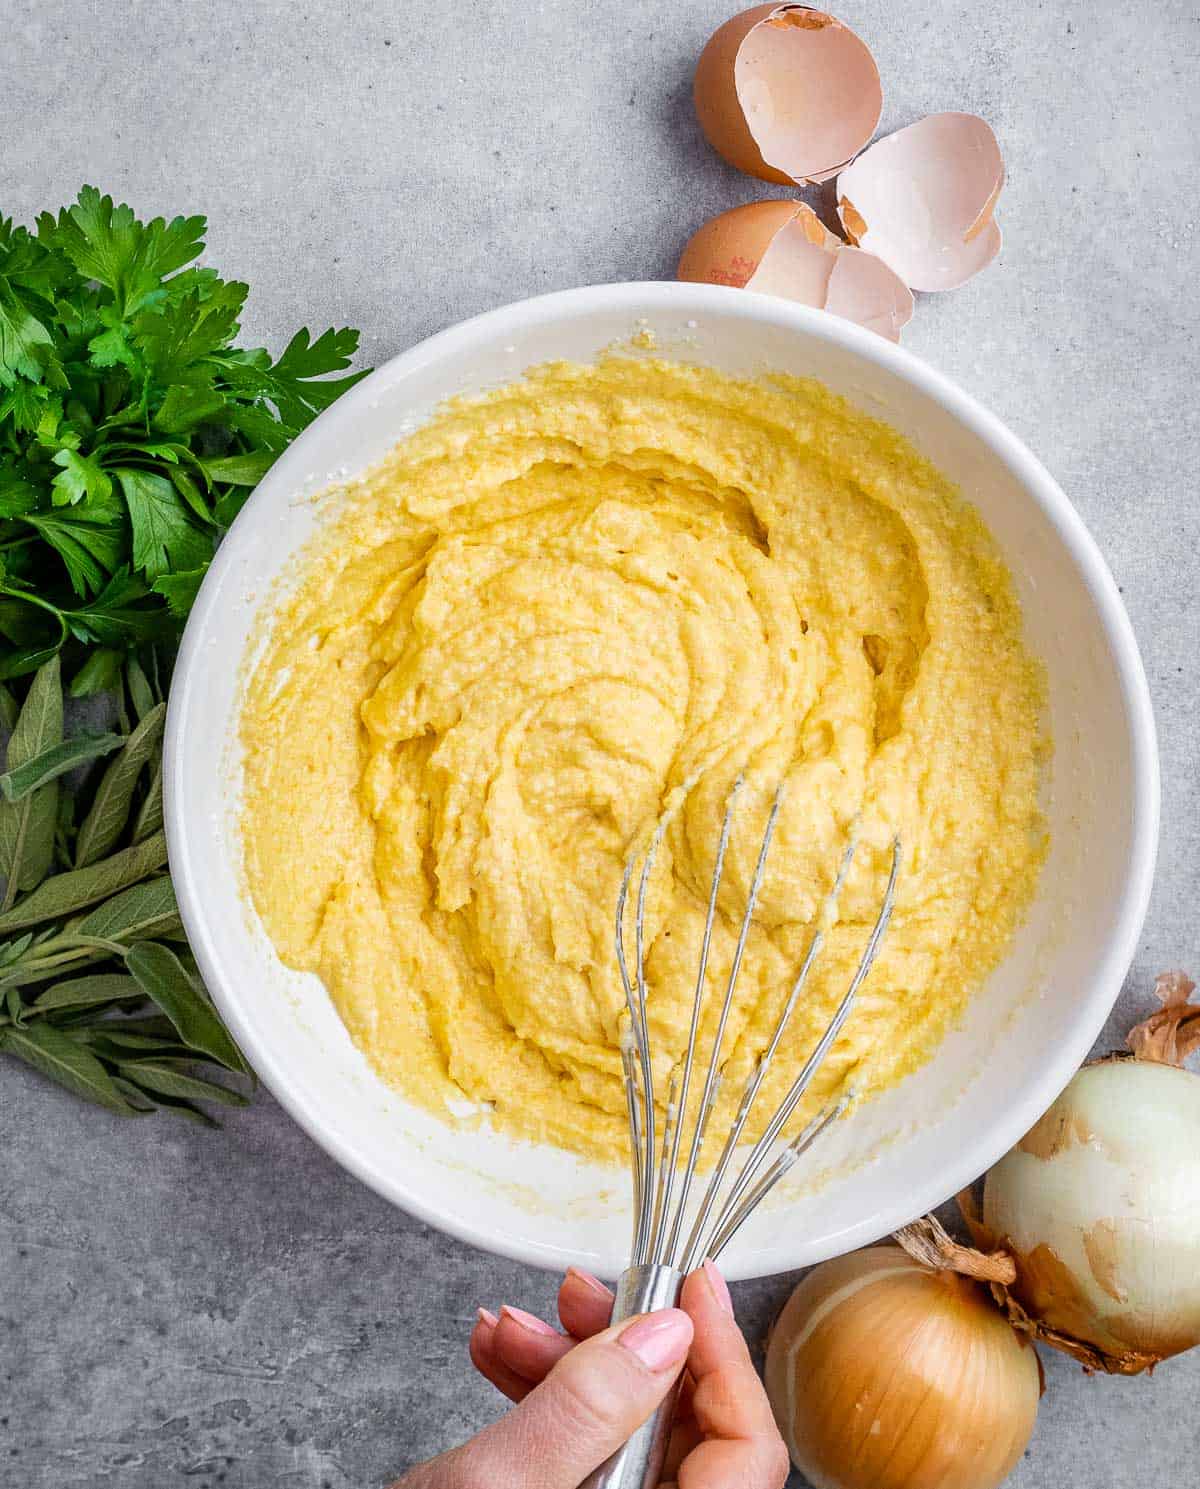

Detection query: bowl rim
(164, 281), (1160, 1277)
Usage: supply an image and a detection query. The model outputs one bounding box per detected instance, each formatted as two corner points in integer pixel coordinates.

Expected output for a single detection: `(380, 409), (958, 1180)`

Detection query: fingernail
(567, 1266), (613, 1298)
(619, 1309), (692, 1372)
(477, 1307), (498, 1328)
(703, 1259), (735, 1316)
(499, 1304), (558, 1337)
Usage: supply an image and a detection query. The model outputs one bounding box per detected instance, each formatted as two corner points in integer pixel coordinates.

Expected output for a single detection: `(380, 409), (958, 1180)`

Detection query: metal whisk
(582, 776), (901, 1489)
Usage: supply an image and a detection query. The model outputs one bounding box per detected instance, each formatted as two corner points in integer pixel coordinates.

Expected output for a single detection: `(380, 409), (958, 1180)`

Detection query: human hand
(390, 1260), (789, 1488)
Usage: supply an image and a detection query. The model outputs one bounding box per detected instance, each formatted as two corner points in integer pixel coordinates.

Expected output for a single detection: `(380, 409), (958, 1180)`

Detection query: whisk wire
(595, 788), (901, 1489)
(655, 775), (742, 1265)
(707, 1089), (853, 1261)
(618, 1027), (646, 1254)
(614, 774), (900, 1275)
(667, 782), (784, 1266)
(614, 863), (650, 1258)
(689, 837), (901, 1268)
(677, 827), (860, 1269)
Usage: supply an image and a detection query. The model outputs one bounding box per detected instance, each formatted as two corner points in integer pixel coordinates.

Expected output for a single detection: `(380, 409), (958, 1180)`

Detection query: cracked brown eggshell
(837, 112), (1005, 291)
(694, 5), (883, 186)
(678, 201), (914, 342)
(676, 199), (803, 286)
(822, 245), (915, 342)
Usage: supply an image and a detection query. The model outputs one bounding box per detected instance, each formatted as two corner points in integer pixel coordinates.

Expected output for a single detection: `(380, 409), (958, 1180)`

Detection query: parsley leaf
(23, 488), (127, 595)
(63, 570), (172, 647)
(50, 448), (113, 507)
(215, 326), (365, 435)
(152, 566), (208, 618)
(114, 470), (212, 582)
(0, 185), (366, 678)
(41, 187), (206, 317)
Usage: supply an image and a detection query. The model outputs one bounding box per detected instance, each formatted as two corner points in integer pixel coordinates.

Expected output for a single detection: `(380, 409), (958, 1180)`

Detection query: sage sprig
(0, 656), (63, 905)
(0, 654), (251, 1122)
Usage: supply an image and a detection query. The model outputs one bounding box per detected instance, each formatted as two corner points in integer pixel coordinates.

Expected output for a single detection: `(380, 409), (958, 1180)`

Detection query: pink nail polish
(567, 1266), (614, 1299)
(499, 1304), (558, 1337)
(703, 1259), (735, 1316)
(619, 1309), (692, 1372)
(477, 1307), (498, 1328)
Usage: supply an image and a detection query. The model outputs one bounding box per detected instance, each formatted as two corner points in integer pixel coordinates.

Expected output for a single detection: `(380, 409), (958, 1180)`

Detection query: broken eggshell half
(694, 5), (883, 186)
(837, 112), (1005, 291)
(678, 200), (914, 342)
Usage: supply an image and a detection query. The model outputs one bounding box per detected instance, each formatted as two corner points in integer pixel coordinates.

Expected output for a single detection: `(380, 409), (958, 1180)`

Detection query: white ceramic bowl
(165, 283), (1158, 1281)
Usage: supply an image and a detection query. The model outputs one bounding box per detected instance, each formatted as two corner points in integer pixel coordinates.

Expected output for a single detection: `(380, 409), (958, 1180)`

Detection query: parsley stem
(0, 583), (68, 631)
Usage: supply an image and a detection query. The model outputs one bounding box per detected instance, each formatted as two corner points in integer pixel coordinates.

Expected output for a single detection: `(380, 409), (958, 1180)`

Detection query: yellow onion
(966, 974), (1200, 1374)
(764, 1226), (1041, 1489)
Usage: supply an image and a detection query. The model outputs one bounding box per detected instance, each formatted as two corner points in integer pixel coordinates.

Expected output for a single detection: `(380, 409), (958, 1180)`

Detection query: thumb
(458, 1308), (693, 1489)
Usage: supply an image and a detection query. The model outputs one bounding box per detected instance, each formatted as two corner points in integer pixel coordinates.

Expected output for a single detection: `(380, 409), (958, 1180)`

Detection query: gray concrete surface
(3, 0), (1199, 1484)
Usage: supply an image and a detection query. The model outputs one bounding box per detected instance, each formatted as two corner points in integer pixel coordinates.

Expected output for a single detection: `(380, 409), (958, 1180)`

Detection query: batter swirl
(241, 356), (1046, 1161)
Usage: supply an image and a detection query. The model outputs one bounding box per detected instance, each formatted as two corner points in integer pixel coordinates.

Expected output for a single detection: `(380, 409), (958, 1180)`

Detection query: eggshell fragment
(836, 112), (1005, 291)
(823, 247), (916, 341)
(677, 201), (914, 342)
(694, 5), (883, 186)
(677, 199), (804, 286)
(743, 207), (839, 306)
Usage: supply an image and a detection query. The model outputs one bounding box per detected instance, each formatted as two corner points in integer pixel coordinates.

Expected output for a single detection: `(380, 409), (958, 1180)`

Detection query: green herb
(0, 652), (63, 903)
(0, 186), (367, 680)
(74, 700), (164, 865)
(0, 728), (124, 800)
(0, 188), (365, 1123)
(0, 1021), (144, 1115)
(0, 651), (252, 1118)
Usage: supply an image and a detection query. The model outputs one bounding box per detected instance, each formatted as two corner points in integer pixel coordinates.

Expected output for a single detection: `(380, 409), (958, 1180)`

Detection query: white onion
(972, 1054), (1200, 1373)
(764, 1243), (1041, 1489)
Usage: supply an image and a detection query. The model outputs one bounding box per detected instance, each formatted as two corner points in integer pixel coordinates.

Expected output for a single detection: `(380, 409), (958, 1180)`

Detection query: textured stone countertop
(4, 1), (1199, 1484)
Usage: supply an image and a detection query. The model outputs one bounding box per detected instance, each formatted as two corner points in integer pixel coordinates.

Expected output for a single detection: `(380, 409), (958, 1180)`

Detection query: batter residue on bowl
(240, 355), (1047, 1162)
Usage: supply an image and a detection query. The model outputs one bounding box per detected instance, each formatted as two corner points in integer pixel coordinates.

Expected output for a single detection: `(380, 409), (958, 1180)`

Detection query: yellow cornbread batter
(241, 356), (1046, 1163)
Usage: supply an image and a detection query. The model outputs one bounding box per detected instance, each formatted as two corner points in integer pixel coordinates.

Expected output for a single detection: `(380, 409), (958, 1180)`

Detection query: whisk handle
(579, 1263), (685, 1489)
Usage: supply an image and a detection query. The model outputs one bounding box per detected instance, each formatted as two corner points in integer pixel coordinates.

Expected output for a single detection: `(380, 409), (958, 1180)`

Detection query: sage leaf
(126, 656), (155, 721)
(74, 704), (166, 867)
(54, 789), (76, 868)
(80, 1032), (192, 1062)
(0, 831), (169, 932)
(99, 1035), (193, 1054)
(0, 931), (37, 968)
(0, 947), (114, 991)
(131, 1089), (219, 1127)
(132, 760), (164, 842)
(147, 645), (167, 704)
(0, 656), (63, 905)
(32, 973), (143, 1014)
(109, 1075), (158, 1113)
(116, 1057), (249, 1107)
(0, 684), (18, 733)
(126, 940), (247, 1073)
(0, 731), (124, 801)
(81, 1013), (177, 1040)
(44, 1004), (118, 1029)
(77, 873), (180, 943)
(0, 1020), (138, 1115)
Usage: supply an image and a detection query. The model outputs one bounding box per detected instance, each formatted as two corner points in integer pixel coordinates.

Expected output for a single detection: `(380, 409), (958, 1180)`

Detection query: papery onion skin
(764, 1246), (1040, 1489)
(978, 1058), (1200, 1374)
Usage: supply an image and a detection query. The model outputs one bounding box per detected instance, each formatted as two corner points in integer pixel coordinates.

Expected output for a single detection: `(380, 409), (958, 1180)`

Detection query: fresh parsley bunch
(0, 187), (366, 1120)
(0, 185), (366, 690)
